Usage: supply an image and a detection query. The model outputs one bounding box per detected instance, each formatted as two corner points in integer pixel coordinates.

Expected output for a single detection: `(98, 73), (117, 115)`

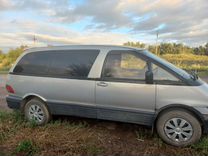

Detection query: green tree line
(0, 45), (27, 71)
(123, 42), (208, 55)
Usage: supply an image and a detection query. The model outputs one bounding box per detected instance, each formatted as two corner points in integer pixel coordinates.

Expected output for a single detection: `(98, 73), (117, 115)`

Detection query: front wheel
(24, 98), (51, 125)
(156, 109), (201, 147)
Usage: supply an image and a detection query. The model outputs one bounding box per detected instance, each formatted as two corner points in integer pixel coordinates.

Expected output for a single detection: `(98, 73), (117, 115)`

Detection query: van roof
(25, 45), (145, 53)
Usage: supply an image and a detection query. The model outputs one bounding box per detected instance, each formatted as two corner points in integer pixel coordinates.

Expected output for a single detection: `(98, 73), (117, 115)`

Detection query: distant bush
(0, 45), (27, 71)
(124, 41), (208, 55)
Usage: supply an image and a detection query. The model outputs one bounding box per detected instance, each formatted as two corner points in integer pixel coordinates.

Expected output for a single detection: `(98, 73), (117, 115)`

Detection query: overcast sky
(0, 0), (207, 52)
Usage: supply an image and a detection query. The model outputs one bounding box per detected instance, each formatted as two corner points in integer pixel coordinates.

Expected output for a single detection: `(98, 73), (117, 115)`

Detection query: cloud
(0, 0), (207, 50)
(60, 0), (206, 44)
(0, 31), (132, 49)
(0, 0), (13, 10)
(0, 19), (133, 51)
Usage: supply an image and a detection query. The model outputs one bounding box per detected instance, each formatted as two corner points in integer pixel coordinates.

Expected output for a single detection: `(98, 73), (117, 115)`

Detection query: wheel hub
(175, 127), (182, 134)
(164, 118), (193, 142)
(28, 104), (44, 122)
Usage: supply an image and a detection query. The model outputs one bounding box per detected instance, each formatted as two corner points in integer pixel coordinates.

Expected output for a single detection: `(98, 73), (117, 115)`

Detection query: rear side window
(13, 52), (49, 76)
(13, 50), (99, 78)
(47, 50), (99, 78)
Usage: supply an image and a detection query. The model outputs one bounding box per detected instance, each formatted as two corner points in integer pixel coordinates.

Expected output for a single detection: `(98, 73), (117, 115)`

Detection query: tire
(24, 98), (51, 125)
(156, 109), (201, 147)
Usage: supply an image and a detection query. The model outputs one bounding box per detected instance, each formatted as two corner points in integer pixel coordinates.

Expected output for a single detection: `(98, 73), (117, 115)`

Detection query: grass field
(1, 111), (208, 156)
(0, 70), (8, 74)
(162, 54), (208, 71)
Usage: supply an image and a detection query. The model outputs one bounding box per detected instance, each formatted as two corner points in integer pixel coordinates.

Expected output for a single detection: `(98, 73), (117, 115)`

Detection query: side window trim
(101, 50), (150, 83)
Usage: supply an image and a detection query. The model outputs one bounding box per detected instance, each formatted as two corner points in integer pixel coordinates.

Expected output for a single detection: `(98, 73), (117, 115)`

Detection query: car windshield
(142, 50), (191, 80)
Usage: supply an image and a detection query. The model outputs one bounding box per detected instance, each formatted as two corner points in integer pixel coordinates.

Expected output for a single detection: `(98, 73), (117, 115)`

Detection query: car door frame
(95, 50), (156, 126)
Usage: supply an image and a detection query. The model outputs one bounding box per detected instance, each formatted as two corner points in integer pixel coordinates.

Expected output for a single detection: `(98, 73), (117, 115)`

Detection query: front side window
(103, 51), (148, 80)
(152, 64), (182, 84)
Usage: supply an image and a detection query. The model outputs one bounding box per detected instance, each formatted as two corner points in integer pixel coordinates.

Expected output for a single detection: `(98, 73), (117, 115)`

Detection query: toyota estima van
(6, 45), (208, 146)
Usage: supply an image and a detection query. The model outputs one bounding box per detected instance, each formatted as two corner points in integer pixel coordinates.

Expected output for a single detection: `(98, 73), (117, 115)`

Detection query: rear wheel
(156, 109), (201, 146)
(24, 98), (51, 125)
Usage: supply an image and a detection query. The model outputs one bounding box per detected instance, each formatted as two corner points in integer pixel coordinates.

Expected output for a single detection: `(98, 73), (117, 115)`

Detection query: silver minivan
(6, 45), (208, 146)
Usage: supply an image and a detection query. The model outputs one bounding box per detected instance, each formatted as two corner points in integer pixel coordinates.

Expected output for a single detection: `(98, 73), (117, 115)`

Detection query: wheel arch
(20, 93), (48, 112)
(153, 104), (205, 132)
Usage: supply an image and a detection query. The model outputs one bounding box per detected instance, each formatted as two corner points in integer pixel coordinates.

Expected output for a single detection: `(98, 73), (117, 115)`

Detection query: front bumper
(6, 95), (22, 109)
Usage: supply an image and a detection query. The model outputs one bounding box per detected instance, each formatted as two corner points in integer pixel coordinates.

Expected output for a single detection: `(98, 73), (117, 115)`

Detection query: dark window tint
(103, 51), (147, 80)
(13, 50), (99, 78)
(13, 52), (49, 75)
(48, 50), (99, 78)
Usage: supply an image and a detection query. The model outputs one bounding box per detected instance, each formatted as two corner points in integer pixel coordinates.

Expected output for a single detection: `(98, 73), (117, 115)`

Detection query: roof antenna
(33, 35), (37, 46)
(155, 30), (159, 55)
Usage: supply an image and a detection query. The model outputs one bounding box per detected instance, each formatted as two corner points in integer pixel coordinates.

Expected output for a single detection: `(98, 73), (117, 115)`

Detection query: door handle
(97, 82), (108, 87)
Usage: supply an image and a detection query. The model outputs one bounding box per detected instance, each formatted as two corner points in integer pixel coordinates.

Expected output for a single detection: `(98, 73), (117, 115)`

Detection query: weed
(150, 133), (165, 148)
(64, 120), (89, 129)
(85, 144), (103, 155)
(0, 111), (20, 143)
(0, 110), (24, 123)
(51, 119), (62, 126)
(27, 118), (38, 128)
(74, 121), (89, 128)
(44, 119), (63, 129)
(0, 111), (11, 122)
(135, 128), (150, 141)
(0, 111), (26, 144)
(0, 130), (7, 143)
(157, 138), (164, 148)
(11, 110), (24, 124)
(14, 140), (39, 156)
(191, 137), (208, 154)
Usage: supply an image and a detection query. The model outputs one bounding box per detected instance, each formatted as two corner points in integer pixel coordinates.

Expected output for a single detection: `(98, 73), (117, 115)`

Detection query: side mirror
(145, 71), (153, 84)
